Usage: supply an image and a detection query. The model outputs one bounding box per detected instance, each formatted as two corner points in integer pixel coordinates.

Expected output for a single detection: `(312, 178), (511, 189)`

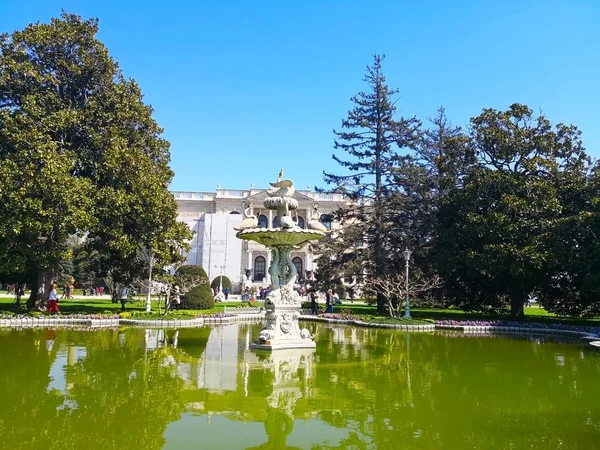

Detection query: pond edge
(0, 313), (598, 340)
(3, 316), (598, 351)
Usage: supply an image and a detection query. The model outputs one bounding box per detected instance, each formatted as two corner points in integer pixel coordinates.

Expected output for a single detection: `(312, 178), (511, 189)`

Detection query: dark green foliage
(535, 169), (600, 316)
(210, 276), (232, 292)
(434, 104), (591, 318)
(0, 13), (191, 307)
(333, 284), (347, 300)
(183, 286), (214, 310)
(175, 265), (213, 310)
(175, 265), (206, 279)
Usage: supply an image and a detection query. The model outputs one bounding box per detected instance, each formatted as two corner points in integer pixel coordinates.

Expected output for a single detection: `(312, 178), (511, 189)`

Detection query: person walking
(223, 286), (230, 301)
(333, 290), (340, 306)
(325, 289), (333, 313)
(172, 285), (181, 310)
(48, 283), (59, 314)
(120, 286), (129, 311)
(310, 290), (318, 315)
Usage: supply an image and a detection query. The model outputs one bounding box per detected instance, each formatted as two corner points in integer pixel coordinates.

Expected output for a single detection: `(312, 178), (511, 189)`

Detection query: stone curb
(223, 307), (265, 315)
(301, 316), (600, 341)
(0, 318), (120, 328)
(0, 312), (268, 329)
(299, 315), (436, 332)
(434, 324), (599, 343)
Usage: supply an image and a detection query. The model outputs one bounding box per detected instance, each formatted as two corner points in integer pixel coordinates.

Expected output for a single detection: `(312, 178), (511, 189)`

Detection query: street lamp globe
(403, 248), (412, 262)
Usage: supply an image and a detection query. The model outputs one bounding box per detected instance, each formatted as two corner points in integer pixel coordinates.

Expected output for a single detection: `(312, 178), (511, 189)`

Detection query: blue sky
(1, 1), (598, 192)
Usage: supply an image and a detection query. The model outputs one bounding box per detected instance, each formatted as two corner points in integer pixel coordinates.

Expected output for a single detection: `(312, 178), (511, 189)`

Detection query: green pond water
(0, 323), (599, 449)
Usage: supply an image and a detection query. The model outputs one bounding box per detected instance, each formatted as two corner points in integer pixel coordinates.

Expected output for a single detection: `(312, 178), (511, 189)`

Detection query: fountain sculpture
(236, 170), (327, 350)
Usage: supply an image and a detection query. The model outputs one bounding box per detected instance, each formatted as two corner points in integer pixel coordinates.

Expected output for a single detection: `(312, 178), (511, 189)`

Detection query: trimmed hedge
(211, 276), (233, 292)
(176, 265), (214, 310)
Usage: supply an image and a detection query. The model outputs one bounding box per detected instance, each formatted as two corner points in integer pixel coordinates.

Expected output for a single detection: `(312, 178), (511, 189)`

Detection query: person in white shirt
(120, 286), (129, 311)
(48, 283), (59, 314)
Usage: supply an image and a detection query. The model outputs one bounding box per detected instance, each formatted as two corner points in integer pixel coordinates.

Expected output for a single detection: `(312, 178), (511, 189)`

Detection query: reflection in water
(0, 325), (600, 449)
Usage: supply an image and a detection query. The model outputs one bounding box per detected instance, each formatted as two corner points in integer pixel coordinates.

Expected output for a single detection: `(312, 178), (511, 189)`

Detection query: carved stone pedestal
(250, 286), (315, 351)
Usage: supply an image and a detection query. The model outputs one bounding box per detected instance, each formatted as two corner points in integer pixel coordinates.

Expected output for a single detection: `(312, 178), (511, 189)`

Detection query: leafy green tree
(0, 13), (190, 308)
(435, 104), (589, 318)
(536, 166), (600, 316)
(72, 243), (99, 288)
(318, 54), (420, 313)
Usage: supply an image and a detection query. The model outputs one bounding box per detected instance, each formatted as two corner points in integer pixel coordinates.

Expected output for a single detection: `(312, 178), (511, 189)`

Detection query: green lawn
(0, 294), (258, 318)
(1, 293), (599, 327)
(335, 303), (600, 327)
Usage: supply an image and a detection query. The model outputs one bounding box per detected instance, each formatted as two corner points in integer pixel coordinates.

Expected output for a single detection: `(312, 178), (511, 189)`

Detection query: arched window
(292, 257), (303, 279)
(320, 214), (333, 231)
(254, 256), (266, 281)
(273, 216), (280, 228)
(296, 216), (305, 229)
(257, 215), (268, 228)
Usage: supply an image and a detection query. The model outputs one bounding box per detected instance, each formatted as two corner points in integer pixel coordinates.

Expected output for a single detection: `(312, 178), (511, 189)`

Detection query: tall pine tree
(318, 54), (420, 313)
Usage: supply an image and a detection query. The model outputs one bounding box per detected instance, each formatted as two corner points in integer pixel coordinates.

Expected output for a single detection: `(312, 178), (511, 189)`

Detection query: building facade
(174, 186), (345, 292)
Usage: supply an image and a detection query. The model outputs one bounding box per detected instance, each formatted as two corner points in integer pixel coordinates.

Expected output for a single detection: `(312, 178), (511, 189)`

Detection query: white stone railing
(172, 191), (213, 201)
(216, 190), (247, 198)
(306, 192), (345, 202)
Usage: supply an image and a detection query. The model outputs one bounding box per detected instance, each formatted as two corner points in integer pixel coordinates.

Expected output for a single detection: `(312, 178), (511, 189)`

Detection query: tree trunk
(510, 295), (525, 319)
(376, 292), (386, 314)
(26, 270), (49, 310)
(112, 282), (121, 304)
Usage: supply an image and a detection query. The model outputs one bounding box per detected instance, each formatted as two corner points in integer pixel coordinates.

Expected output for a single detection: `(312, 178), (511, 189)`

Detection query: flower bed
(435, 320), (600, 336)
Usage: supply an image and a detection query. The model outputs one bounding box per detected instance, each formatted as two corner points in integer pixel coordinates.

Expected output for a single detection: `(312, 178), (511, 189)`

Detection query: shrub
(176, 265), (214, 310)
(210, 276), (233, 292)
(184, 285), (215, 310)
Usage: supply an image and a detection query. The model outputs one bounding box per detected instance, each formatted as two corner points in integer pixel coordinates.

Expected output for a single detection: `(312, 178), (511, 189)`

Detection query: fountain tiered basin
(235, 172), (326, 350)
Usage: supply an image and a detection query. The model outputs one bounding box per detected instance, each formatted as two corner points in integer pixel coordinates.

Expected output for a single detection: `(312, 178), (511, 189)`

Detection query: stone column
(266, 250), (272, 285)
(306, 251), (313, 272)
(268, 210), (274, 228)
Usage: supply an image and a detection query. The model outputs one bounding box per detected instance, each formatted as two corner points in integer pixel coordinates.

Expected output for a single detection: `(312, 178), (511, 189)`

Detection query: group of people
(309, 289), (340, 315)
(61, 284), (74, 299)
(213, 286), (230, 301)
(119, 284), (182, 311)
(6, 283), (25, 303)
(83, 286), (105, 296)
(241, 286), (271, 302)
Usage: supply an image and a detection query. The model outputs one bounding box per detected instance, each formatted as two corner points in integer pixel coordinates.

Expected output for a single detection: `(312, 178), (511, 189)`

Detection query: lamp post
(146, 250), (154, 313)
(403, 248), (412, 318)
(215, 264), (226, 292)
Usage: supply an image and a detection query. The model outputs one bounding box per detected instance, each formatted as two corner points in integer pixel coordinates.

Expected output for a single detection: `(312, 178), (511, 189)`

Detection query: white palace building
(174, 185), (346, 292)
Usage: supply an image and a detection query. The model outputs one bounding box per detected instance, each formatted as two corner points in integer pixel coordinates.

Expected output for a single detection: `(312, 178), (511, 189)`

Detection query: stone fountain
(235, 170), (327, 350)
